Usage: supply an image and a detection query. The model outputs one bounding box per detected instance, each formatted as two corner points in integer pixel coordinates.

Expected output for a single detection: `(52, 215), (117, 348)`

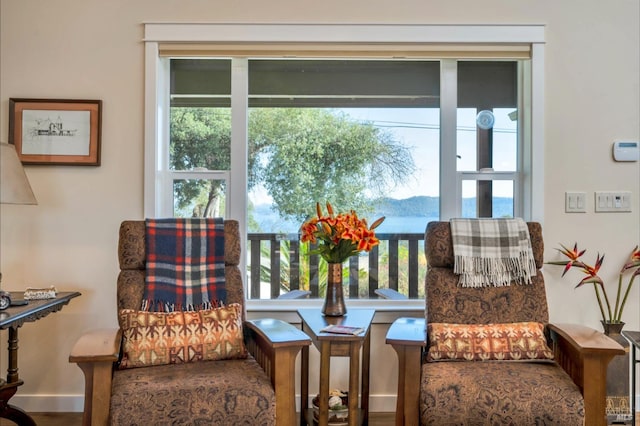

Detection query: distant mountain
(251, 196), (515, 233)
(372, 196), (514, 218)
(372, 196), (439, 217)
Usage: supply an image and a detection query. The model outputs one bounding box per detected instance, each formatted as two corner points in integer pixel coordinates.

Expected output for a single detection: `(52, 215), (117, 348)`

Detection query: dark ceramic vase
(322, 263), (346, 317)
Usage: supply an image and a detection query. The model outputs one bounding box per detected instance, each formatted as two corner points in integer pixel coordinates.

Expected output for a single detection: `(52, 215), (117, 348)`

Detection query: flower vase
(601, 321), (632, 423)
(322, 263), (346, 317)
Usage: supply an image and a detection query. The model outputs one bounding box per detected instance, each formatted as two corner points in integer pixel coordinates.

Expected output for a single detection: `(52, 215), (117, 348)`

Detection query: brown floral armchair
(69, 220), (310, 426)
(386, 221), (624, 426)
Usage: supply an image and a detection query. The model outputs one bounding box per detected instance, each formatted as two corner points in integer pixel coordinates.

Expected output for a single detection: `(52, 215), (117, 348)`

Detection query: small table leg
(631, 342), (636, 426)
(0, 327), (36, 426)
(319, 342), (331, 425)
(0, 382), (36, 426)
(301, 345), (309, 426)
(361, 331), (371, 425)
(348, 342), (360, 426)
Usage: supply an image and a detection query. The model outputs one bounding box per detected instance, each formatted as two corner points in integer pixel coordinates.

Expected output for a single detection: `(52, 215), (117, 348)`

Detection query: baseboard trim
(11, 394), (85, 412)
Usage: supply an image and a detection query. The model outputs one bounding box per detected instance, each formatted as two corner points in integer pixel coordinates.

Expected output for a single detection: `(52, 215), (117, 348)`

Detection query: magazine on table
(321, 324), (365, 335)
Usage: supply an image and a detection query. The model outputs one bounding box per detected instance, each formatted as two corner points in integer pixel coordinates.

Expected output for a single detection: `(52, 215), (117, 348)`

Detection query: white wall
(1, 0), (638, 413)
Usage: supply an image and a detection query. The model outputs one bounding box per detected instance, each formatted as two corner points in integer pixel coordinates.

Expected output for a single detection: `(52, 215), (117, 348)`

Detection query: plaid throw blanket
(142, 218), (226, 312)
(450, 218), (536, 288)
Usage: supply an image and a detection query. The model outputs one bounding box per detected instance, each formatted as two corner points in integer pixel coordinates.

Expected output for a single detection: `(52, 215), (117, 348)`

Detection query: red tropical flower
(549, 242), (640, 324)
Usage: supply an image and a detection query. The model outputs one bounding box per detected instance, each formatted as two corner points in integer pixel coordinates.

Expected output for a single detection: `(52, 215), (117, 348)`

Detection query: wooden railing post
(247, 232), (425, 299)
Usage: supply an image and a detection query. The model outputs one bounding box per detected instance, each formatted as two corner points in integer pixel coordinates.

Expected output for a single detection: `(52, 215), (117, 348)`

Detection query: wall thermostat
(612, 141), (639, 162)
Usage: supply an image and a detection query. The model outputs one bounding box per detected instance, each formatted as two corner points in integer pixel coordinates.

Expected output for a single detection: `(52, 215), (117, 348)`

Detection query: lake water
(254, 215), (438, 234)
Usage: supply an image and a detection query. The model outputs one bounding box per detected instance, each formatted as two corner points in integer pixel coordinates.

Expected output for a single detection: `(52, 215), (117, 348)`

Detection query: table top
(622, 330), (640, 348)
(298, 308), (375, 341)
(0, 292), (81, 329)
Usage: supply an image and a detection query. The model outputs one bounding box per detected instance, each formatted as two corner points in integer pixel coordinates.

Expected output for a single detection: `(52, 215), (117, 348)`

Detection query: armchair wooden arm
(548, 323), (625, 426)
(245, 319), (311, 426)
(69, 320), (310, 426)
(69, 328), (122, 426)
(385, 317), (426, 426)
(386, 320), (624, 426)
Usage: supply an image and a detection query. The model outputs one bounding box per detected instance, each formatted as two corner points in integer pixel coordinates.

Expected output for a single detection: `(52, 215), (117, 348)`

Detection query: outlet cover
(594, 191), (632, 212)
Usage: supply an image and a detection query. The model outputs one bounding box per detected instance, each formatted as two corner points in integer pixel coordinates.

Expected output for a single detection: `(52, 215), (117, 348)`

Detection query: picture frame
(9, 98), (102, 166)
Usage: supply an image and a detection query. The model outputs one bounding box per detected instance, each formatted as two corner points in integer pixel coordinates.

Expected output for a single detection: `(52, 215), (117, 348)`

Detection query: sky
(248, 106), (518, 206)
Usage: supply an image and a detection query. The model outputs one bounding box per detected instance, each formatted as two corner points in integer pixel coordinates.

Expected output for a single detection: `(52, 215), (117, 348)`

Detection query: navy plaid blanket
(142, 218), (226, 312)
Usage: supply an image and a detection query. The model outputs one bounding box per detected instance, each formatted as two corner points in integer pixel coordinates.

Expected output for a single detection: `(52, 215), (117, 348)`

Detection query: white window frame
(143, 23), (545, 313)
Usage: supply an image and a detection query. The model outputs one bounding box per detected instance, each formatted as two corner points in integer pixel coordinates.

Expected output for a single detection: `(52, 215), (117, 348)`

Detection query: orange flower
(300, 202), (385, 264)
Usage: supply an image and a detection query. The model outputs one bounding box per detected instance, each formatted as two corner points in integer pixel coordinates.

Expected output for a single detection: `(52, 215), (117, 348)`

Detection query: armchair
(386, 221), (624, 426)
(69, 220), (310, 426)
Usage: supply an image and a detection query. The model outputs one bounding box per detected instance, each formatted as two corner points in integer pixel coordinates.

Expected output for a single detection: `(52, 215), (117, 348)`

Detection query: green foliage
(248, 108), (415, 222)
(170, 108), (231, 216)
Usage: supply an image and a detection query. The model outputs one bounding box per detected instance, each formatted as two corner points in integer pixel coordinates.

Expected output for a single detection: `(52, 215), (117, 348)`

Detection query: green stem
(613, 273), (622, 322)
(599, 283), (614, 322)
(616, 275), (637, 322)
(593, 284), (608, 322)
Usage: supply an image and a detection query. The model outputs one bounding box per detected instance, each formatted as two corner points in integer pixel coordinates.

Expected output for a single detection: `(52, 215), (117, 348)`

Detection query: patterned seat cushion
(421, 361), (584, 425)
(110, 356), (275, 425)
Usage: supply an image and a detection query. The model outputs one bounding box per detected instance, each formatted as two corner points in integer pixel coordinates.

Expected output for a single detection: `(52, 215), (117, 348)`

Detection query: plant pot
(601, 320), (625, 336)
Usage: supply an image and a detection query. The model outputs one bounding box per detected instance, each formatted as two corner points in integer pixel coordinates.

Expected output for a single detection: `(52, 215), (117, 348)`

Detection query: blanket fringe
(454, 253), (536, 288)
(141, 299), (222, 312)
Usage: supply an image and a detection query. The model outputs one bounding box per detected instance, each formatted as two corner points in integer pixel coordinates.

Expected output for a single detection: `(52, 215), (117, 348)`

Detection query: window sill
(246, 298), (424, 324)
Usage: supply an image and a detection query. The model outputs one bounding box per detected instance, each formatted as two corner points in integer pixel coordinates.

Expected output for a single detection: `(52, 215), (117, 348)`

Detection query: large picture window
(144, 24), (545, 303)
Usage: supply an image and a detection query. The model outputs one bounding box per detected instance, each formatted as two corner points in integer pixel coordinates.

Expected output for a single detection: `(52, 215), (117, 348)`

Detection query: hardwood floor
(0, 412), (397, 426)
(1, 412), (636, 425)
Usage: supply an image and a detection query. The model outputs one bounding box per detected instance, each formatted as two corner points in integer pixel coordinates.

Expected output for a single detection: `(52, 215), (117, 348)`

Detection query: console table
(622, 330), (639, 426)
(0, 291), (80, 425)
(298, 308), (374, 426)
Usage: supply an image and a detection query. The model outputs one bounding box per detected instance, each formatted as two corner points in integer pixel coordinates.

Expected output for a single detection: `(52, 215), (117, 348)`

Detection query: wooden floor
(0, 412), (636, 425)
(0, 412), (397, 426)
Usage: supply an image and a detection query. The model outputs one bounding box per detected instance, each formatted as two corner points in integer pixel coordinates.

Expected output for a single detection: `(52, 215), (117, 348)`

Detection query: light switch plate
(595, 191), (632, 212)
(565, 192), (586, 213)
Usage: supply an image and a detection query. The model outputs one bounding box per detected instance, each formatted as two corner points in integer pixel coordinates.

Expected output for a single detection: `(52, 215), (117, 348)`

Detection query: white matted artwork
(9, 98), (102, 165)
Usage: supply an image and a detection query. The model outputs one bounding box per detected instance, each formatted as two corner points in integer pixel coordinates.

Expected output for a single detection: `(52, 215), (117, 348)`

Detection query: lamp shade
(1, 142), (37, 205)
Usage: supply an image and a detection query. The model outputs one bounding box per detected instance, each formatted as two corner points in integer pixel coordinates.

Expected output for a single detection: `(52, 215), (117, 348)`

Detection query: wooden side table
(298, 308), (374, 426)
(622, 330), (640, 426)
(0, 291), (80, 425)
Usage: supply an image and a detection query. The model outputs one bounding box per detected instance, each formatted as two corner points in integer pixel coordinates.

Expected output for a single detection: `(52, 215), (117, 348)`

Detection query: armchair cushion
(421, 361), (584, 425)
(427, 322), (554, 362)
(119, 303), (247, 369)
(111, 356), (275, 425)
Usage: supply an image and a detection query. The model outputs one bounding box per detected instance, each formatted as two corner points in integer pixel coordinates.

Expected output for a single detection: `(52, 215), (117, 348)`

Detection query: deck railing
(247, 232), (426, 299)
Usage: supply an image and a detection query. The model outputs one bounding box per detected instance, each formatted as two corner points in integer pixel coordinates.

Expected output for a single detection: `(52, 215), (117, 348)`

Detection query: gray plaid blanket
(450, 218), (536, 287)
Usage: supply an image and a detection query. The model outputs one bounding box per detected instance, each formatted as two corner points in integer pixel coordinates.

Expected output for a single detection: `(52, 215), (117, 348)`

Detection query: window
(144, 24), (545, 304)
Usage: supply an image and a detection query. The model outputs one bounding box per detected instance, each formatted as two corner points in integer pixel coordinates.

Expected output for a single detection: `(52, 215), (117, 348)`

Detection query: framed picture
(9, 98), (102, 166)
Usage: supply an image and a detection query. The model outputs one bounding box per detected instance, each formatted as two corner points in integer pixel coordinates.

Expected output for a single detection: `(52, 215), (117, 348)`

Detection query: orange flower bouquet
(300, 202), (385, 264)
(548, 243), (640, 324)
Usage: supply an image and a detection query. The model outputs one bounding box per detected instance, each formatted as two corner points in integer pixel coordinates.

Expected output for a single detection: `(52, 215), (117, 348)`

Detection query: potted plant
(547, 243), (640, 332)
(301, 202), (384, 316)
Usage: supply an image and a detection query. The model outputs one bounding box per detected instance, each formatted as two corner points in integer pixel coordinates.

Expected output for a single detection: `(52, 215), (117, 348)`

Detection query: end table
(0, 291), (80, 425)
(622, 330), (640, 426)
(298, 308), (374, 426)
